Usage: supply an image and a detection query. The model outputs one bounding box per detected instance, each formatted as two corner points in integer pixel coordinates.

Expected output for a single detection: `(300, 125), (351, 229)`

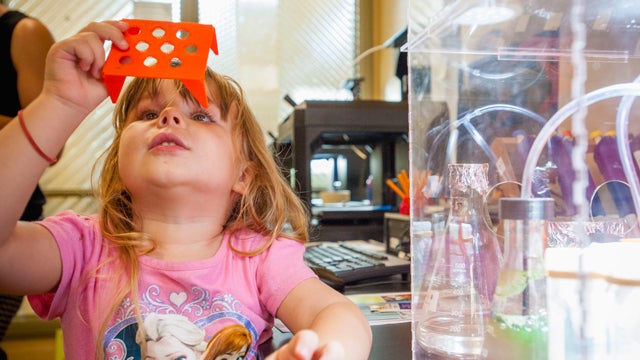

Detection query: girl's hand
(266, 330), (345, 360)
(42, 21), (129, 115)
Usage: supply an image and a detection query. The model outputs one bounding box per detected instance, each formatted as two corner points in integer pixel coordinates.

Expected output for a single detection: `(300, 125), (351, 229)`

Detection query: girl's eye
(191, 111), (214, 123)
(139, 111), (159, 121)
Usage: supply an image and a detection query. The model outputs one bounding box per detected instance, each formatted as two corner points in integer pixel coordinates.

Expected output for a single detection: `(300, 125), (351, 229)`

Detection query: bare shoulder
(13, 16), (55, 44)
(11, 15), (54, 71)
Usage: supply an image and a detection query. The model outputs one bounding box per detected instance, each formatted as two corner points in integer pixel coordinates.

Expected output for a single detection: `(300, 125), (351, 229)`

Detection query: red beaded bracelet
(18, 110), (58, 165)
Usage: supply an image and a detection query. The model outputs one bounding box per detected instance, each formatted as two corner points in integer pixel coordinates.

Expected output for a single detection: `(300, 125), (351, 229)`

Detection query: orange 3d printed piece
(103, 19), (218, 108)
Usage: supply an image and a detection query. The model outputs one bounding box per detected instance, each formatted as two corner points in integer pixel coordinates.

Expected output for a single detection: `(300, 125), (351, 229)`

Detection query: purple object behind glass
(550, 135), (597, 217)
(593, 135), (627, 182)
(593, 134), (636, 217)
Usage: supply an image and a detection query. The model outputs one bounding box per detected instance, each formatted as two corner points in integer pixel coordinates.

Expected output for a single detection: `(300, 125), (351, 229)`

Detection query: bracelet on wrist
(18, 110), (58, 165)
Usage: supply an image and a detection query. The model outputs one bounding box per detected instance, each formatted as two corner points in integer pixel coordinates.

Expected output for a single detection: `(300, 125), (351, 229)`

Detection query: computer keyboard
(304, 241), (410, 285)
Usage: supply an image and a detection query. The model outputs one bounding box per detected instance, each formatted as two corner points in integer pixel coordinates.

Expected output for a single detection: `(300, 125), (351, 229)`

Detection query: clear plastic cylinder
(483, 198), (554, 360)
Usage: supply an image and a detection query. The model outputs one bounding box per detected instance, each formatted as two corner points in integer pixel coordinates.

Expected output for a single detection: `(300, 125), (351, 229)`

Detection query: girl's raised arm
(0, 21), (129, 295)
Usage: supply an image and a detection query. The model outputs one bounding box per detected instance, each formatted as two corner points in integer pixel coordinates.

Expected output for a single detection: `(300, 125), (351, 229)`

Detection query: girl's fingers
(65, 21), (129, 78)
(79, 21), (129, 51)
(316, 341), (345, 360)
(291, 330), (318, 359)
(63, 33), (103, 78)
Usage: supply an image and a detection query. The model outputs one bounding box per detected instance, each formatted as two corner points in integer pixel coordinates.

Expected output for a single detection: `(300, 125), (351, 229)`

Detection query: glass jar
(415, 163), (503, 359)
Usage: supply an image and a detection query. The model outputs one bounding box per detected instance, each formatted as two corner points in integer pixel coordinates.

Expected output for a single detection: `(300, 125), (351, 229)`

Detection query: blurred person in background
(0, 3), (55, 359)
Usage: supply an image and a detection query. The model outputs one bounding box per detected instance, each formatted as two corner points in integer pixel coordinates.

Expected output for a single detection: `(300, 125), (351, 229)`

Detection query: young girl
(0, 21), (371, 359)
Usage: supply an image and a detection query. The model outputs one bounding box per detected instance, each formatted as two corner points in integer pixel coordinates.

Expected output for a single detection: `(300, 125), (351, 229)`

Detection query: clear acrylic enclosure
(407, 0), (640, 358)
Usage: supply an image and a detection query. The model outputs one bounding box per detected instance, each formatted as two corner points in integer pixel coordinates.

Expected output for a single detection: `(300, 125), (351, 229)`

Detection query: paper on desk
(347, 292), (412, 325)
(369, 301), (411, 312)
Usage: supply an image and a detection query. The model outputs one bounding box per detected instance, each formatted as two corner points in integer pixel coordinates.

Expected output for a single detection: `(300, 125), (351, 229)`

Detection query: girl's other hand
(266, 330), (345, 360)
(42, 21), (129, 115)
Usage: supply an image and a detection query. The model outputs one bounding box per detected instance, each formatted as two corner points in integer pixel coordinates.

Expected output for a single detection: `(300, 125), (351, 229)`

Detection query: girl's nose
(158, 108), (183, 127)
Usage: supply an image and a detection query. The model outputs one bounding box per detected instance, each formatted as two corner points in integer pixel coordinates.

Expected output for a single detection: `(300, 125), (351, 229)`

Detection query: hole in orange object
(143, 56), (158, 67)
(176, 29), (189, 39)
(152, 27), (165, 38)
(119, 56), (132, 65)
(128, 26), (141, 35)
(185, 44), (198, 54)
(160, 42), (175, 54)
(135, 41), (149, 52)
(170, 57), (183, 67)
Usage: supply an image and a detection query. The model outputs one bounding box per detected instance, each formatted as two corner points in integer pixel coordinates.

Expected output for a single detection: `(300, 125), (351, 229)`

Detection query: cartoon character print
(202, 324), (252, 360)
(137, 313), (207, 359)
(104, 285), (258, 360)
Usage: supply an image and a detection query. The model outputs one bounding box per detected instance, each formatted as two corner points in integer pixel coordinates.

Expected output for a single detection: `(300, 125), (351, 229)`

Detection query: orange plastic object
(103, 19), (218, 108)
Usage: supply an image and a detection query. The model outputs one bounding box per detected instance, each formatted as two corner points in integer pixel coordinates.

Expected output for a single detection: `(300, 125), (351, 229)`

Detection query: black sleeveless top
(0, 10), (46, 221)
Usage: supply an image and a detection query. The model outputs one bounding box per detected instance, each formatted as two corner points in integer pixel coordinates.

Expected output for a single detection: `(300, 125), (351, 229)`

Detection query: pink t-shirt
(28, 210), (316, 359)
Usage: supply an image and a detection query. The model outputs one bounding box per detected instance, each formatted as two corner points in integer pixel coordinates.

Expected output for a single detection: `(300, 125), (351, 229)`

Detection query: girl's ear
(231, 163), (253, 195)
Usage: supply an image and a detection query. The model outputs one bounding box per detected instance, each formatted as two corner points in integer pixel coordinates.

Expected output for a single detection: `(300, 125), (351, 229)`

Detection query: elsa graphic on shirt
(103, 287), (259, 360)
(136, 313), (207, 359)
(126, 314), (252, 360)
(134, 316), (252, 360)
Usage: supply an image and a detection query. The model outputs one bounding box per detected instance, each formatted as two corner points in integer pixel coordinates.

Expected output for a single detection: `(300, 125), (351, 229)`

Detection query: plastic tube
(521, 83), (640, 199)
(426, 104), (547, 177)
(615, 76), (640, 225)
(460, 104), (547, 170)
(461, 103), (548, 127)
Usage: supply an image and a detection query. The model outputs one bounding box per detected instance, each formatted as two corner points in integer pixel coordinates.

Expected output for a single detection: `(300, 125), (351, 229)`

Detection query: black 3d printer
(273, 100), (408, 243)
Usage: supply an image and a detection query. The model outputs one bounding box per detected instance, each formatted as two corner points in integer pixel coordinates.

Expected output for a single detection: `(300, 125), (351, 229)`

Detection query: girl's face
(118, 80), (246, 206)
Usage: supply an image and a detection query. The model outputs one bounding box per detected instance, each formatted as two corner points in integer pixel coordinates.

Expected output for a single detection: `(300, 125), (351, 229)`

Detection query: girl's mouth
(149, 133), (188, 150)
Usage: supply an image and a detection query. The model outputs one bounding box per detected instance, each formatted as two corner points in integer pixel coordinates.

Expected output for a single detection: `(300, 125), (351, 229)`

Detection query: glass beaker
(415, 163), (503, 359)
(482, 198), (554, 360)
